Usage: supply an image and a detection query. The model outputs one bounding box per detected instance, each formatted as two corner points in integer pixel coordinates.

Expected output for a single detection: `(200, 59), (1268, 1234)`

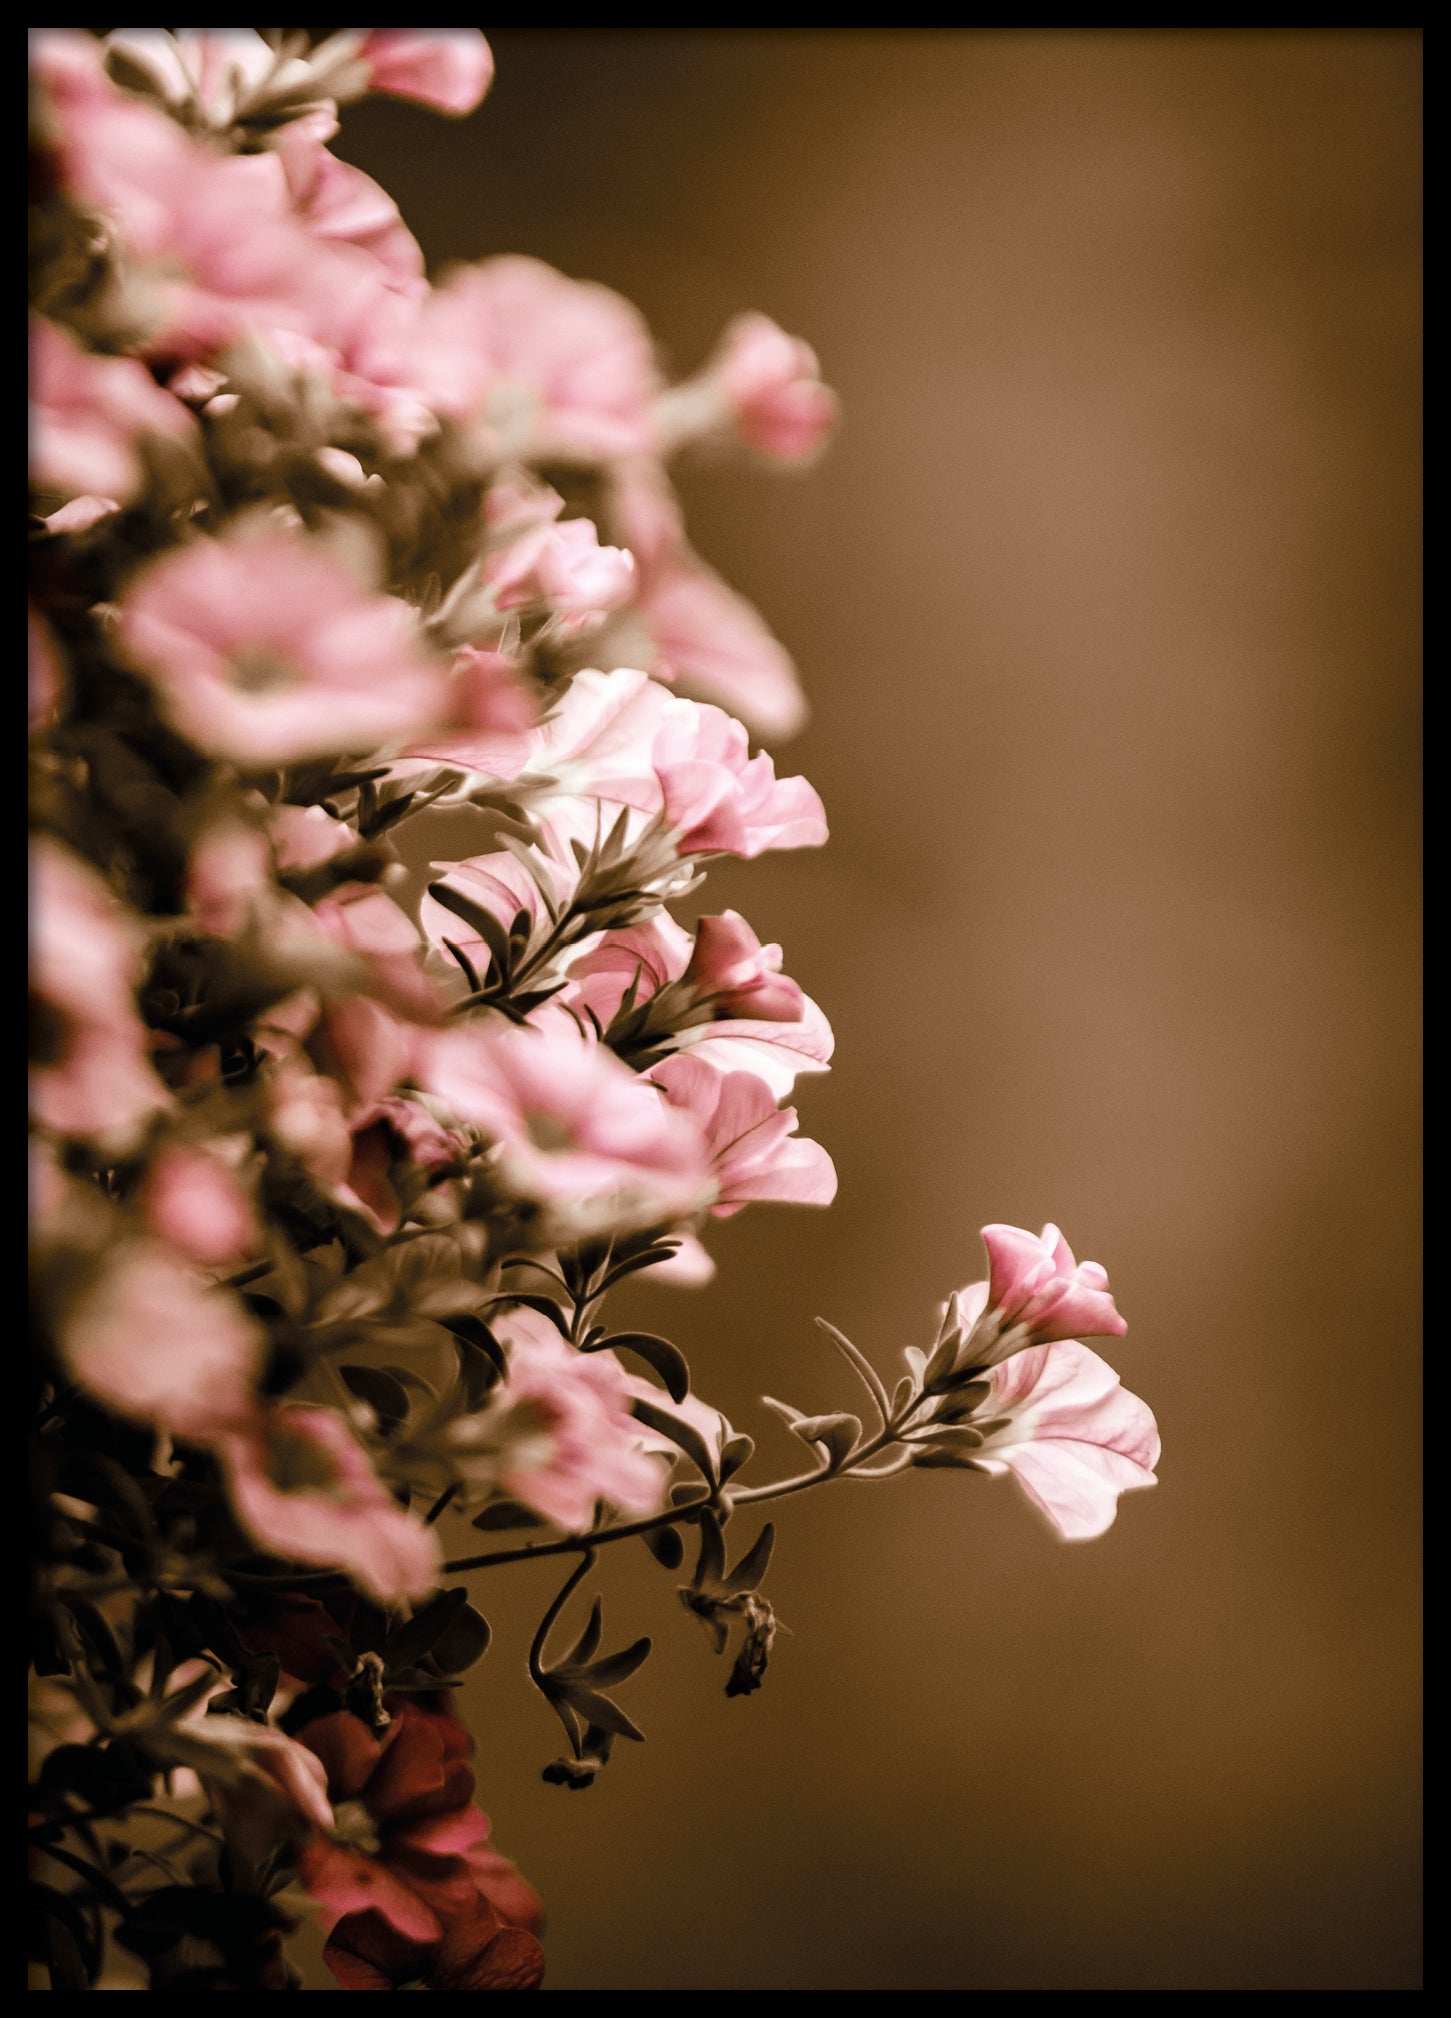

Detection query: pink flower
(979, 1222), (1127, 1344)
(399, 257), (659, 459)
(185, 820), (273, 936)
(360, 30), (494, 116)
(482, 1307), (666, 1529)
(101, 29), (311, 132)
(647, 1054), (835, 1217)
(29, 837), (171, 1149)
(278, 140), (426, 298)
(685, 912), (805, 1023)
(139, 1142), (258, 1269)
(422, 1016), (713, 1236)
(119, 530), (449, 765)
(964, 1342), (1160, 1540)
(611, 465), (808, 740)
(59, 1239), (262, 1442)
(651, 693), (827, 857)
(482, 483), (636, 620)
(29, 316), (193, 502)
(712, 311), (838, 461)
(216, 1405), (441, 1605)
(564, 913), (833, 1099)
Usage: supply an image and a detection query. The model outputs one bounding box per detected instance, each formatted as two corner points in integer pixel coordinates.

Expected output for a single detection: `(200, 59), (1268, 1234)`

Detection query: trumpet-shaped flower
(711, 311), (839, 462)
(647, 1054), (835, 1216)
(216, 1405), (441, 1605)
(360, 30), (495, 117)
(965, 1341), (1159, 1541)
(119, 530), (449, 765)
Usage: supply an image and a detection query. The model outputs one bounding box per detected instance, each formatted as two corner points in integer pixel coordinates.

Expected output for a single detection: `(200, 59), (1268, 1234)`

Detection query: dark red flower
(293, 1694), (543, 1991)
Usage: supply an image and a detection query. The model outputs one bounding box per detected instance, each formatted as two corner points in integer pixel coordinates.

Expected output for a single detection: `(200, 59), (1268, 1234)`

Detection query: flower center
(331, 1798), (382, 1857)
(522, 1108), (574, 1154)
(231, 647), (298, 695)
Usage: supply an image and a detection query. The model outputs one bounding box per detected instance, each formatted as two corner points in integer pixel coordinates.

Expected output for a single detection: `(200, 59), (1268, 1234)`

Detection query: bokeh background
(333, 30), (1421, 1990)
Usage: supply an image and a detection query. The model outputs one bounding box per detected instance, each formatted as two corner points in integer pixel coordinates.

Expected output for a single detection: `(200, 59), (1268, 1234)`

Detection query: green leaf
(631, 1396), (717, 1482)
(384, 1588), (469, 1671)
(594, 1330), (690, 1403)
(503, 1293), (572, 1337)
(431, 1602), (491, 1674)
(718, 1432), (755, 1482)
(789, 1412), (861, 1468)
(639, 1523), (685, 1570)
(471, 1499), (547, 1531)
(427, 881), (513, 979)
(442, 937), (481, 991)
(574, 1635), (652, 1690)
(558, 1686), (645, 1743)
(561, 1597), (604, 1669)
(693, 1508), (726, 1591)
(339, 1364), (411, 1429)
(722, 1521), (776, 1596)
(45, 1915), (90, 1991)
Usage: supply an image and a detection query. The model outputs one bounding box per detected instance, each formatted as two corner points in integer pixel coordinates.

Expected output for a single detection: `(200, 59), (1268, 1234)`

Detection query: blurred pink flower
(482, 481), (636, 621)
(980, 1222), (1128, 1344)
(401, 256), (659, 459)
(140, 1142), (258, 1269)
(712, 311), (838, 462)
(423, 1016), (713, 1233)
(278, 140), (426, 297)
(29, 837), (171, 1148)
(119, 530), (449, 765)
(29, 315), (193, 502)
(967, 1341), (1160, 1541)
(60, 1239), (262, 1442)
(647, 1054), (836, 1217)
(485, 1307), (666, 1529)
(611, 464), (808, 740)
(185, 820), (272, 937)
(360, 30), (494, 116)
(216, 1405), (441, 1604)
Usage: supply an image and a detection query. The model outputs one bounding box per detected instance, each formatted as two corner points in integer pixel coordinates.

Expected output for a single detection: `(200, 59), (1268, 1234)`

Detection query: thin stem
(423, 1482), (460, 1527)
(527, 1550), (596, 1688)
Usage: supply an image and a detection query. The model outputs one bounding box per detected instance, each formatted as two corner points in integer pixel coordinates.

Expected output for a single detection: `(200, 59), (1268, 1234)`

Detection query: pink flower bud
(980, 1222), (1127, 1344)
(533, 518), (637, 617)
(685, 912), (806, 1023)
(713, 312), (838, 462)
(360, 30), (494, 116)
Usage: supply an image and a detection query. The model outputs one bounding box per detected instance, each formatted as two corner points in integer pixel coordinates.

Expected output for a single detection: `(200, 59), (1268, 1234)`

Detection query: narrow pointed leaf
(631, 1397), (717, 1481)
(596, 1331), (690, 1402)
(573, 1635), (651, 1690)
(640, 1523), (685, 1570)
(722, 1522), (776, 1596)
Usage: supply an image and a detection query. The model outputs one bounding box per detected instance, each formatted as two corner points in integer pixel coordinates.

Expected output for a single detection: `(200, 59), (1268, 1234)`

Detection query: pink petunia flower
(423, 1016), (714, 1237)
(293, 1692), (543, 1992)
(215, 1404), (441, 1605)
(395, 256), (660, 460)
(651, 692), (827, 857)
(29, 315), (193, 503)
(119, 529), (450, 765)
(139, 1142), (258, 1269)
(684, 911), (806, 1022)
(29, 837), (172, 1149)
(479, 1306), (667, 1530)
(59, 1239), (262, 1443)
(979, 1222), (1128, 1344)
(360, 30), (495, 116)
(647, 1054), (836, 1217)
(963, 1341), (1160, 1541)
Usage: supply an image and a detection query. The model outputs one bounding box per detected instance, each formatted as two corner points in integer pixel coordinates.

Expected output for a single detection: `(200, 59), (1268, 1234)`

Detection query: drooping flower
(422, 1015), (714, 1237)
(956, 1341), (1159, 1541)
(29, 315), (193, 502)
(119, 529), (450, 766)
(59, 1239), (262, 1443)
(979, 1222), (1128, 1344)
(293, 1693), (543, 1992)
(29, 836), (172, 1149)
(215, 1404), (441, 1605)
(359, 30), (495, 117)
(647, 1053), (836, 1216)
(465, 1305), (667, 1529)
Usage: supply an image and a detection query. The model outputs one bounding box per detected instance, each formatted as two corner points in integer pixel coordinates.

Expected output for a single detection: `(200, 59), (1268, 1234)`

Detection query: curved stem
(527, 1549), (596, 1689)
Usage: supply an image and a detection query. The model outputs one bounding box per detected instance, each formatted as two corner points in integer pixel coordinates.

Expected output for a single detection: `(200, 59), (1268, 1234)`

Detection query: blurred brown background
(334, 29), (1421, 1990)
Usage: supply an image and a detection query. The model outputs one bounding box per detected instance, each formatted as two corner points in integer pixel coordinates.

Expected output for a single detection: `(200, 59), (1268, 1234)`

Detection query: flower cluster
(28, 29), (1156, 1994)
